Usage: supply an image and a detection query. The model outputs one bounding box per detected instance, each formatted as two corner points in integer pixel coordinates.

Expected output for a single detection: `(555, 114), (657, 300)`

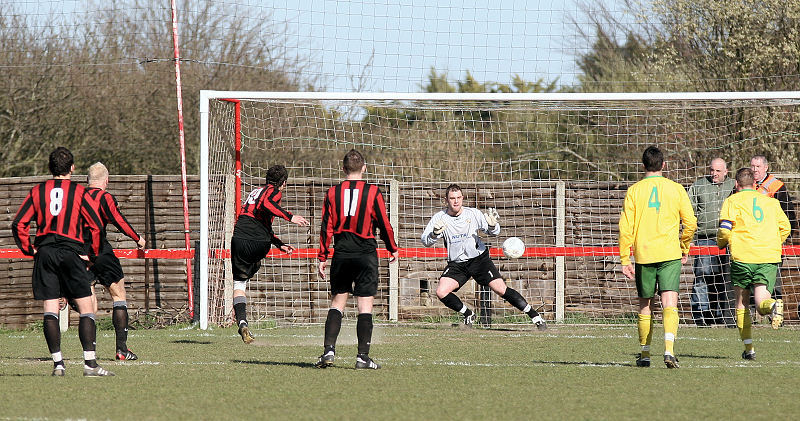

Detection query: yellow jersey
(619, 175), (697, 265)
(717, 189), (790, 263)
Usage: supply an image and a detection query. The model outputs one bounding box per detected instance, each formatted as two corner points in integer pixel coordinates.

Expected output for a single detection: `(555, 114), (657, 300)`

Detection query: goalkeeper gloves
(431, 220), (446, 237)
(484, 207), (499, 228)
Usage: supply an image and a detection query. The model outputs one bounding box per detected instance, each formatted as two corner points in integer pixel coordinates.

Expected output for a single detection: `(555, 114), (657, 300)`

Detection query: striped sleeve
(12, 189), (37, 256)
(318, 188), (335, 262)
(81, 194), (104, 256)
(260, 187), (293, 222)
(101, 192), (141, 242)
(372, 187), (398, 253)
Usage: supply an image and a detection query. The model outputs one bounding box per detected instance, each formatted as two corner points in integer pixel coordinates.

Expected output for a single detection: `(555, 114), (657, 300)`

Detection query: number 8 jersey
(12, 179), (102, 256)
(618, 175), (697, 265)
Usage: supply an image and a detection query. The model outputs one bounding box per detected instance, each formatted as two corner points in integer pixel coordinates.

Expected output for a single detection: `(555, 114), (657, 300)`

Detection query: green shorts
(730, 261), (778, 293)
(635, 259), (682, 298)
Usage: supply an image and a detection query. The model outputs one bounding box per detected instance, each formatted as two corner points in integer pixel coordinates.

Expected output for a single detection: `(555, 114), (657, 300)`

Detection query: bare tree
(0, 0), (316, 177)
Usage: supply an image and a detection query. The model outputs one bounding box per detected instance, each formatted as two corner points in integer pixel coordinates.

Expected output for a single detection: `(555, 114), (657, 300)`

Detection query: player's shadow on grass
(0, 356), (51, 361)
(233, 359), (316, 368)
(531, 359), (633, 367)
(0, 357), (73, 376)
(0, 373), (44, 377)
(674, 353), (726, 360)
(481, 327), (537, 332)
(171, 339), (213, 345)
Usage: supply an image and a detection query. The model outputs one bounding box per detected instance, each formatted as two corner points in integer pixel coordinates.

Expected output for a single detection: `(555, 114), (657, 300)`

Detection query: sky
(268, 0), (622, 91)
(14, 0), (626, 92)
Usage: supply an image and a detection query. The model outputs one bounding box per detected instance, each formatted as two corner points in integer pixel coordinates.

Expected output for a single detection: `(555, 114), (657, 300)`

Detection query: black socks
(440, 292), (466, 313)
(356, 313), (373, 356)
(233, 296), (247, 326)
(503, 287), (535, 315)
(79, 313), (98, 368)
(43, 313), (61, 355)
(323, 308), (343, 349)
(112, 301), (129, 351)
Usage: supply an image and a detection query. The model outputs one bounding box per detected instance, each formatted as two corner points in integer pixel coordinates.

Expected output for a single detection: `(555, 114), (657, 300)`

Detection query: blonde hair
(88, 162), (109, 186)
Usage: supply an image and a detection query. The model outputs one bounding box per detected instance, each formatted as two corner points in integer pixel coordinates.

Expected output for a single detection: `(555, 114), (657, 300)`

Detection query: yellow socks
(736, 308), (754, 352)
(638, 314), (653, 358)
(663, 307), (679, 356)
(758, 298), (776, 316)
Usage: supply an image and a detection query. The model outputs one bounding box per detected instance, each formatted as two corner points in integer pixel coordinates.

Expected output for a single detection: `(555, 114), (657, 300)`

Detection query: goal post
(200, 90), (800, 330)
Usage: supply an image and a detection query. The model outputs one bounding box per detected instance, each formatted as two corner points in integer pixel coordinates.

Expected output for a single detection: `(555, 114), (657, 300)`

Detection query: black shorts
(440, 249), (502, 289)
(231, 237), (271, 281)
(32, 246), (94, 300)
(90, 252), (125, 287)
(329, 252), (379, 297)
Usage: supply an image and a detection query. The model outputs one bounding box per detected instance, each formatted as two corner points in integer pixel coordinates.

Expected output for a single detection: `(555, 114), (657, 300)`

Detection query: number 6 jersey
(717, 189), (790, 264)
(618, 175), (697, 266)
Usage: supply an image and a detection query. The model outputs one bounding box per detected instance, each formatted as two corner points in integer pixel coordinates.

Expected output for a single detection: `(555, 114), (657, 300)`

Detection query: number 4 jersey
(318, 180), (398, 262)
(717, 189), (790, 264)
(12, 178), (102, 256)
(618, 175), (697, 266)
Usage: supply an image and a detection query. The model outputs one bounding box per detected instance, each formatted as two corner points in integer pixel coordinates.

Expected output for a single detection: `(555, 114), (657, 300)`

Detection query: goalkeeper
(717, 168), (789, 361)
(230, 165), (309, 343)
(420, 184), (546, 329)
(619, 146), (696, 369)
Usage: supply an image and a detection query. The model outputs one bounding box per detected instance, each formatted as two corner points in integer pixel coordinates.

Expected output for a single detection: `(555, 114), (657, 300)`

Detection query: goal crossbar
(200, 90), (800, 105)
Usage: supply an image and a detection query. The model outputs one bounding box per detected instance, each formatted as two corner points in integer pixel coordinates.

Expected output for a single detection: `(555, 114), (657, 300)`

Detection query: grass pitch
(1, 322), (800, 420)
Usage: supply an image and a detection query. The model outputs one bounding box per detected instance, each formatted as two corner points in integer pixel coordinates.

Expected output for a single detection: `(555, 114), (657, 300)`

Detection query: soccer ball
(502, 237), (525, 259)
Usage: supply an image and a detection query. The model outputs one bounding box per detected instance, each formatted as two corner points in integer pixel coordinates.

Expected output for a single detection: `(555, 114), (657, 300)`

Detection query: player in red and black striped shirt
(82, 162), (146, 361)
(12, 147), (113, 377)
(230, 164), (309, 343)
(315, 149), (399, 370)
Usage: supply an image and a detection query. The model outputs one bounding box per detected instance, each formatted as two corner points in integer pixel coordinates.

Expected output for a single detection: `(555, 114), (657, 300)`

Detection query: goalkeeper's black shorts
(440, 249), (501, 289)
(230, 237), (272, 281)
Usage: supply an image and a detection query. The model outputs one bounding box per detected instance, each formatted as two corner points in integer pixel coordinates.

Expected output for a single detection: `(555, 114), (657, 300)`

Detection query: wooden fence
(0, 175), (199, 328)
(204, 178), (800, 326)
(3, 175), (799, 328)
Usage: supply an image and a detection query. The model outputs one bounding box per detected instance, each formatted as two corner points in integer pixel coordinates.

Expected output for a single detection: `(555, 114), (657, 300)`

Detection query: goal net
(200, 91), (800, 329)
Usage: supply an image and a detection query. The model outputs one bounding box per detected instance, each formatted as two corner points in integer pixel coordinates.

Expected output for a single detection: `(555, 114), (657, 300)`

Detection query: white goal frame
(199, 90), (800, 330)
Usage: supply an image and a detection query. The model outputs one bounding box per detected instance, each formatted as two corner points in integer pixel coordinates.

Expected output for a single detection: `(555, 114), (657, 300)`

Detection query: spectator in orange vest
(750, 155), (797, 238)
(750, 155), (797, 305)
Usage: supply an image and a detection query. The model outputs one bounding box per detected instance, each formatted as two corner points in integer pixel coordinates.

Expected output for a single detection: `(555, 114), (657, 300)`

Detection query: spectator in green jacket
(688, 157), (736, 327)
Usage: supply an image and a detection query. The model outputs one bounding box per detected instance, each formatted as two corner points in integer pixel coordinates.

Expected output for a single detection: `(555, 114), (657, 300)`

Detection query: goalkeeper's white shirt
(421, 206), (500, 262)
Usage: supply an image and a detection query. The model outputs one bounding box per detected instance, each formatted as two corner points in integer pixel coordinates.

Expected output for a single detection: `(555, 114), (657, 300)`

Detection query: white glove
(484, 207), (499, 228)
(431, 220), (446, 237)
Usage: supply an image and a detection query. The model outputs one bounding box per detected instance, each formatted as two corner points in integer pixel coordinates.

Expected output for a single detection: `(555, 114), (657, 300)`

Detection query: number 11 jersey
(318, 180), (398, 261)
